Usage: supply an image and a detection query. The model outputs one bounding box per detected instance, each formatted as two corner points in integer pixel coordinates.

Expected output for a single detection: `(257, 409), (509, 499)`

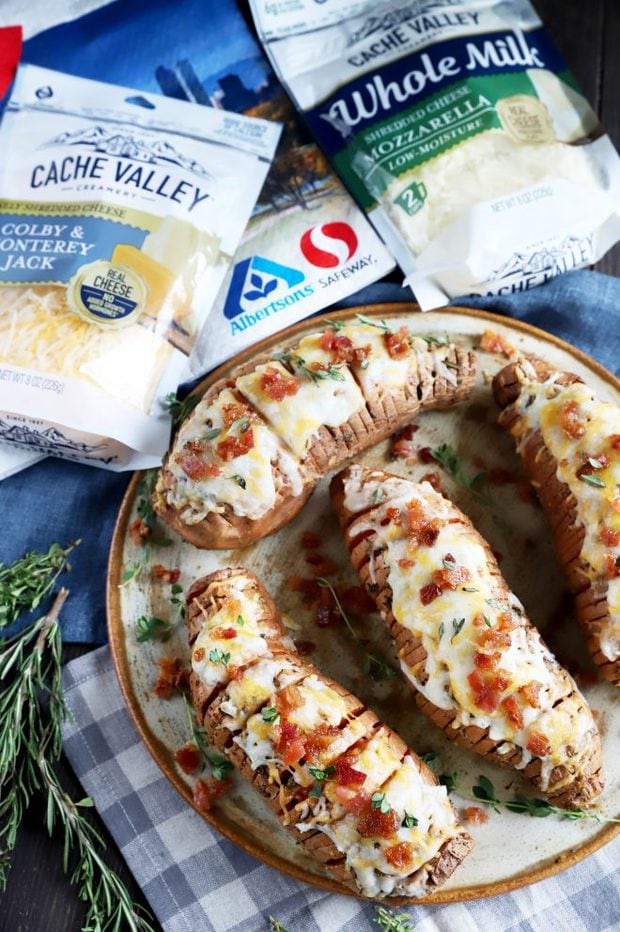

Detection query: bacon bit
(193, 647), (205, 662)
(283, 736), (306, 767)
(275, 686), (303, 718)
(421, 471), (443, 494)
(600, 526), (620, 547)
(301, 530), (322, 549)
(152, 564), (181, 584)
(357, 804), (400, 839)
(295, 640), (316, 657)
(154, 657), (189, 700)
(216, 627), (238, 640)
(418, 446), (434, 464)
(501, 694), (524, 730)
(175, 743), (202, 775)
(221, 400), (253, 428)
(331, 334), (355, 363)
(527, 731), (551, 757)
(305, 552), (323, 566)
(420, 582), (442, 605)
(467, 669), (502, 714)
(304, 724), (340, 764)
(433, 563), (470, 590)
(309, 557), (338, 577)
(487, 467), (514, 485)
(519, 681), (541, 708)
(391, 424), (418, 461)
(516, 477), (534, 504)
(398, 557), (414, 569)
(192, 776), (231, 812)
(420, 519), (441, 545)
(479, 329), (516, 358)
(474, 651), (500, 671)
(576, 453), (610, 479)
(259, 366), (300, 401)
(610, 434), (620, 450)
(605, 553), (620, 578)
(175, 449), (221, 481)
(339, 788), (370, 814)
(319, 329), (335, 352)
(129, 518), (151, 546)
(340, 586), (375, 614)
(477, 614), (514, 650)
(384, 326), (411, 359)
(385, 841), (415, 870)
(386, 506), (402, 524)
(334, 759), (366, 788)
(463, 806), (489, 825)
(217, 427), (254, 461)
(287, 575), (321, 603)
(559, 400), (586, 439)
(274, 719), (299, 751)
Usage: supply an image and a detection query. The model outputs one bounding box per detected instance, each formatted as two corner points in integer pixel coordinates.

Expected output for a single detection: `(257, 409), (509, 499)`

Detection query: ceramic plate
(108, 304), (620, 904)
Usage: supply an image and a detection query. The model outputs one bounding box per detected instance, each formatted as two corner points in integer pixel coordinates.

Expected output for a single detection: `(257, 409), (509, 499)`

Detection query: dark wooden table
(2, 2), (620, 930)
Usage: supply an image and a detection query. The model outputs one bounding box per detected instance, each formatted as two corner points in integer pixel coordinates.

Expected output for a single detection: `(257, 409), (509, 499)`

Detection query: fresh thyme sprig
(355, 312), (392, 333)
(164, 391), (200, 429)
(430, 443), (492, 506)
(268, 919), (289, 932)
(439, 772), (620, 825)
(122, 469), (171, 586)
(0, 541), (78, 629)
(0, 579), (154, 929)
(183, 695), (233, 782)
(316, 578), (396, 682)
(373, 905), (414, 931)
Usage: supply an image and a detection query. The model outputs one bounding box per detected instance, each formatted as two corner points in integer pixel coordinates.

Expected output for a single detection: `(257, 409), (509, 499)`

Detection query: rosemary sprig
(440, 772), (620, 825)
(316, 578), (396, 682)
(373, 905), (414, 931)
(0, 541), (78, 629)
(0, 580), (153, 929)
(183, 696), (233, 782)
(165, 391), (200, 429)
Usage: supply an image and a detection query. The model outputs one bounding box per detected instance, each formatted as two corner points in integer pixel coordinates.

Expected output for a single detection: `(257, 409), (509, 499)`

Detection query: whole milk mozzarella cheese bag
(0, 64), (281, 469)
(250, 0), (620, 308)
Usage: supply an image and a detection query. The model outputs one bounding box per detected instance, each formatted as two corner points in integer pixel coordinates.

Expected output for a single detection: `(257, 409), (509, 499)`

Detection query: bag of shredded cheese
(250, 0), (620, 309)
(0, 64), (280, 469)
(0, 25), (20, 105)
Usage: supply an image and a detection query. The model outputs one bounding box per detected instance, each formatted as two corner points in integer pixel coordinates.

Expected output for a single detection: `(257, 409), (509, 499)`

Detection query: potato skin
(154, 333), (477, 550)
(330, 466), (605, 809)
(186, 566), (473, 899)
(493, 357), (620, 689)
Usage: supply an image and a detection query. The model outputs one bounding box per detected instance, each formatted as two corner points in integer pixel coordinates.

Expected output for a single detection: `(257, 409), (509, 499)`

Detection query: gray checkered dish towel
(62, 647), (620, 932)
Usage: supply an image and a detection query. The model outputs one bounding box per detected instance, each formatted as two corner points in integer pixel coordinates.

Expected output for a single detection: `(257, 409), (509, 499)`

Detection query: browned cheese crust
(493, 357), (620, 688)
(186, 567), (473, 898)
(154, 332), (477, 550)
(330, 467), (604, 809)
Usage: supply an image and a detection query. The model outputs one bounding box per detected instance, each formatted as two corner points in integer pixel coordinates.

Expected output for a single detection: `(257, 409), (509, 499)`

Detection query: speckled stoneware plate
(107, 304), (620, 905)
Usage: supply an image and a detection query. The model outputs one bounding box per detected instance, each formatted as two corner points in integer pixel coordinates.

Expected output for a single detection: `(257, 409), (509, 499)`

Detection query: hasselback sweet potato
(493, 356), (620, 687)
(154, 319), (476, 549)
(186, 567), (473, 899)
(330, 464), (604, 808)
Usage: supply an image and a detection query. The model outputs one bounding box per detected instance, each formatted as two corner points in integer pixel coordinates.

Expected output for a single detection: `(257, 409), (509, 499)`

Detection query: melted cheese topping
(191, 584), (270, 687)
(343, 466), (597, 783)
(509, 376), (620, 661)
(218, 656), (304, 729)
(236, 358), (364, 459)
(167, 386), (303, 522)
(297, 755), (459, 898)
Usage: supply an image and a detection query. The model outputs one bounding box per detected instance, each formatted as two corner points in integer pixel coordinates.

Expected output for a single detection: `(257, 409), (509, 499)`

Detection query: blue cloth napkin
(1, 268), (619, 643)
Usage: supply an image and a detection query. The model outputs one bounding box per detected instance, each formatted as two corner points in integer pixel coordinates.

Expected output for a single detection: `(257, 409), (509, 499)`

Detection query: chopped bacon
(477, 613), (514, 650)
(192, 776), (231, 811)
(287, 575), (321, 603)
(479, 329), (516, 358)
(301, 530), (322, 549)
(320, 329), (336, 351)
(527, 731), (551, 757)
(193, 647), (205, 662)
(610, 434), (620, 450)
(421, 472), (443, 494)
(398, 557), (414, 569)
(275, 686), (303, 718)
(259, 366), (300, 401)
(304, 724), (340, 764)
(386, 506), (402, 524)
(217, 426), (254, 461)
(129, 518), (151, 546)
(274, 720), (304, 762)
(306, 555), (338, 577)
(175, 743), (202, 775)
(467, 669), (508, 714)
(384, 326), (411, 359)
(175, 448), (221, 481)
(418, 446), (434, 464)
(154, 657), (189, 700)
(433, 562), (470, 591)
(385, 841), (415, 870)
(283, 736), (306, 767)
(214, 626), (237, 640)
(334, 758), (366, 789)
(152, 564), (181, 584)
(338, 788), (370, 814)
(474, 651), (500, 671)
(357, 804), (400, 839)
(340, 586), (375, 615)
(519, 682), (541, 708)
(221, 400), (253, 428)
(420, 582), (442, 605)
(604, 553), (620, 578)
(463, 806), (489, 825)
(391, 424), (418, 461)
(600, 526), (620, 547)
(576, 453), (610, 479)
(559, 400), (586, 439)
(501, 694), (524, 730)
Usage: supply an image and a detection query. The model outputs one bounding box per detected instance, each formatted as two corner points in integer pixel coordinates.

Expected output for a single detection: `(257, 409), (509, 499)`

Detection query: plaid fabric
(62, 647), (620, 932)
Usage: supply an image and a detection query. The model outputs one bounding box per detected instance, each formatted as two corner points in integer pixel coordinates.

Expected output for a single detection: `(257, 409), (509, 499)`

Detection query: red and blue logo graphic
(299, 222), (358, 268)
(223, 255), (305, 320)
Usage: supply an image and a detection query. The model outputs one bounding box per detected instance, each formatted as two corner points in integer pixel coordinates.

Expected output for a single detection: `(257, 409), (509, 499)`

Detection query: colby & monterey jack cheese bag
(250, 0), (620, 308)
(0, 64), (280, 469)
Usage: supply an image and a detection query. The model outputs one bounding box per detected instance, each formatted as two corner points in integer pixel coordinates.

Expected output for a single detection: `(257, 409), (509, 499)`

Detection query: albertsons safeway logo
(223, 256), (310, 324)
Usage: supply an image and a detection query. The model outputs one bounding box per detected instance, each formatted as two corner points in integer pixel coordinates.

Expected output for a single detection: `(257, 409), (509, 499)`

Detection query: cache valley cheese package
(0, 64), (281, 469)
(0, 25), (20, 104)
(250, 0), (620, 308)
